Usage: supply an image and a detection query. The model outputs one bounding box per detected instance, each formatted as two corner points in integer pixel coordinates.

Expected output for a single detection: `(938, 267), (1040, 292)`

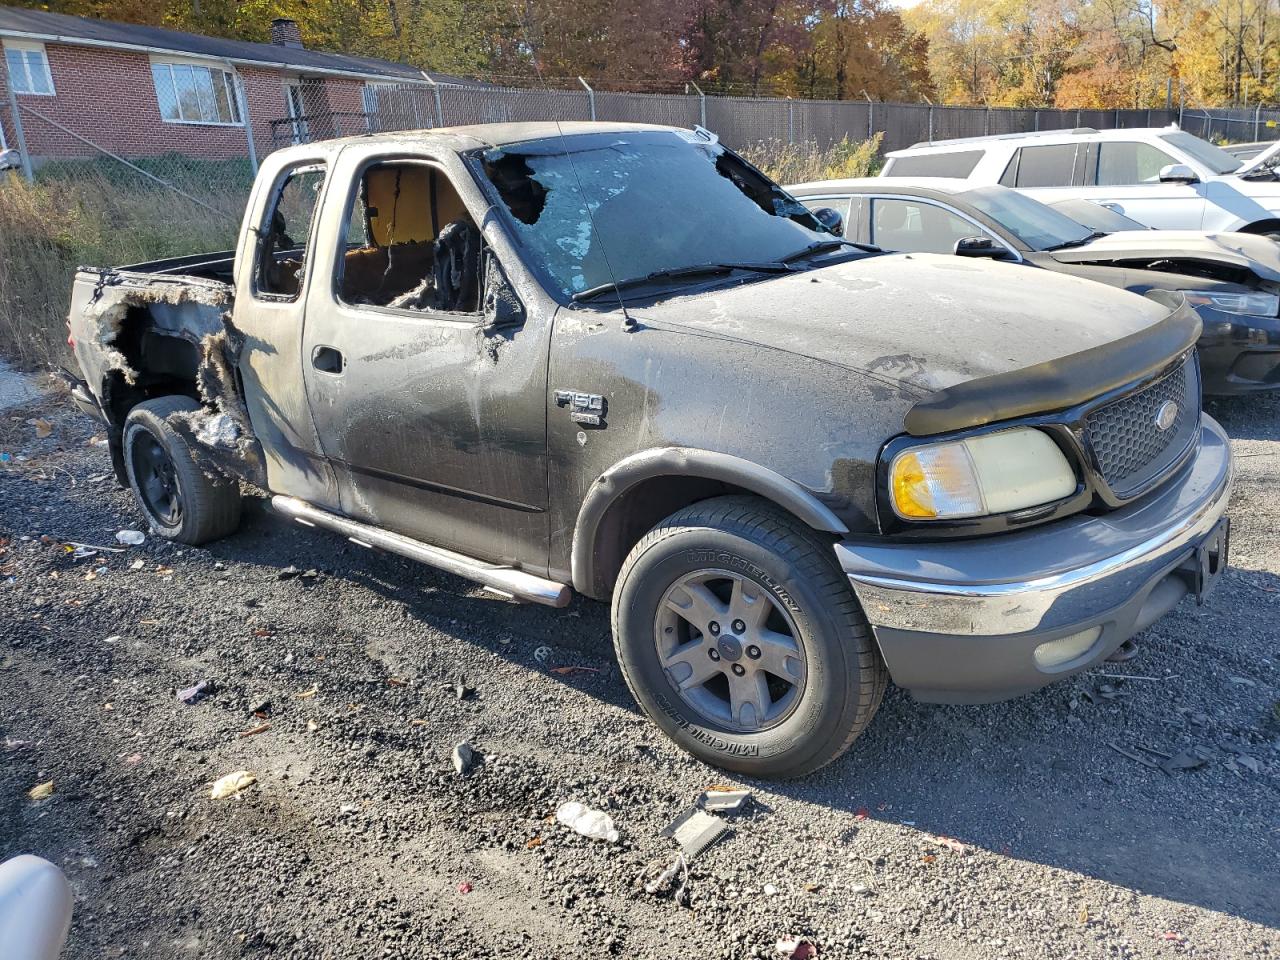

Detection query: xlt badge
(555, 390), (607, 427)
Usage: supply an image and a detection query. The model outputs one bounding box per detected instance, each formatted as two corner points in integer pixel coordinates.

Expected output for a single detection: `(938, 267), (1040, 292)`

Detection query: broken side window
(479, 131), (834, 301)
(256, 163), (326, 300)
(337, 160), (483, 314)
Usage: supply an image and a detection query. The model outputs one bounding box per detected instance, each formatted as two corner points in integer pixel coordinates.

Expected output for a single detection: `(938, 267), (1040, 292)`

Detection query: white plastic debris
(555, 801), (619, 843)
(196, 412), (241, 448)
(115, 530), (145, 546)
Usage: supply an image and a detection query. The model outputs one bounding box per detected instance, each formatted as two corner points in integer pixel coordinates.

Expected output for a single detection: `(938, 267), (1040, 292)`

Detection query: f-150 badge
(555, 390), (607, 427)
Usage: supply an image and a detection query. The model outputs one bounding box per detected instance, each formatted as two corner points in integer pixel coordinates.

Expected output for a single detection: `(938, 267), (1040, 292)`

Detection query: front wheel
(611, 496), (887, 778)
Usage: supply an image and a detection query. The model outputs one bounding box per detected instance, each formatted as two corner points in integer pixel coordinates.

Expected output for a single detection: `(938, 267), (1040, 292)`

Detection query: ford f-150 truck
(64, 122), (1232, 778)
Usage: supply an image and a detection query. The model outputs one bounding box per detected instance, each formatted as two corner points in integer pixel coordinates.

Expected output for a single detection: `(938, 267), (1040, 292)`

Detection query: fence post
(1256, 103), (1262, 140)
(1075, 109), (1080, 127)
(923, 95), (933, 143)
(578, 77), (596, 121)
(1115, 108), (1121, 129)
(690, 81), (706, 129)
(788, 97), (795, 143)
(985, 102), (990, 136)
(1034, 109), (1039, 131)
(228, 65), (258, 177)
(4, 82), (33, 182)
(860, 89), (873, 140)
(421, 72), (444, 127)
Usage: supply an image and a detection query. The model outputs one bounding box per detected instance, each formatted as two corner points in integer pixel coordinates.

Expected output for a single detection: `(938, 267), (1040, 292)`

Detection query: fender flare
(570, 446), (849, 596)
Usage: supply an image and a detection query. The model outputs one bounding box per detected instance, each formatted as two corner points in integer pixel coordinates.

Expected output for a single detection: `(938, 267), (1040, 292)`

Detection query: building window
(4, 42), (54, 96)
(151, 61), (242, 125)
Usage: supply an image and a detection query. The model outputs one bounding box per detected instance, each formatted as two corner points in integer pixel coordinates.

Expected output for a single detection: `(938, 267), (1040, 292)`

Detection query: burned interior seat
(340, 163), (480, 312)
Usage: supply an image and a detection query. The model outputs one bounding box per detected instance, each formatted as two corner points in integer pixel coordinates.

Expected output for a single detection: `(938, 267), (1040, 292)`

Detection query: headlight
(889, 428), (1077, 520)
(1180, 290), (1279, 317)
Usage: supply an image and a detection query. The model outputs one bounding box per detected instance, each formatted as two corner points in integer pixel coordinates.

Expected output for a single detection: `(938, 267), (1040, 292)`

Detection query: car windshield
(1048, 198), (1148, 232)
(1159, 131), (1242, 175)
(960, 186), (1094, 251)
(477, 131), (841, 301)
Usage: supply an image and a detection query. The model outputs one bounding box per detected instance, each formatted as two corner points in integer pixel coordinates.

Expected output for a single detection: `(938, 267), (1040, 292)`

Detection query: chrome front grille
(1085, 355), (1200, 499)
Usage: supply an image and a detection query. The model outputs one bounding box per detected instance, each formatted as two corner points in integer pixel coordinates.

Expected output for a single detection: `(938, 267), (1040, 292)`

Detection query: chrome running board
(270, 495), (571, 608)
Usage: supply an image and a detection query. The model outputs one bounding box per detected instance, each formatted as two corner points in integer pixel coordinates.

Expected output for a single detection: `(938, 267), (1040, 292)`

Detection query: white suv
(881, 126), (1280, 236)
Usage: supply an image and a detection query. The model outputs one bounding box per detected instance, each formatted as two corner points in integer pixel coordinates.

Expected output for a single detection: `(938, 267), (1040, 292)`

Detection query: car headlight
(889, 428), (1077, 520)
(1180, 290), (1279, 317)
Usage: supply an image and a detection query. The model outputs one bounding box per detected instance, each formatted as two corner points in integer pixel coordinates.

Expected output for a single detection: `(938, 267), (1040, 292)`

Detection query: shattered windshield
(477, 131), (840, 301)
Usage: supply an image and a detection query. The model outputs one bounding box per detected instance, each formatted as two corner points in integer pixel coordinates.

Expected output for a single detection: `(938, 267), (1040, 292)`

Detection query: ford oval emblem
(1155, 399), (1179, 432)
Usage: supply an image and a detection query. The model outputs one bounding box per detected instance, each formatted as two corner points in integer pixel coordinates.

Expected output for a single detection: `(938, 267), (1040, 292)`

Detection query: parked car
(881, 126), (1280, 234)
(63, 123), (1232, 777)
(788, 177), (1280, 396)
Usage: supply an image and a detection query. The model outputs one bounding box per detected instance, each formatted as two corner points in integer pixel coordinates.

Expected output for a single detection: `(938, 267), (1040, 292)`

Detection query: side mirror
(1159, 163), (1200, 184)
(812, 206), (845, 237)
(482, 253), (526, 330)
(954, 236), (1008, 259)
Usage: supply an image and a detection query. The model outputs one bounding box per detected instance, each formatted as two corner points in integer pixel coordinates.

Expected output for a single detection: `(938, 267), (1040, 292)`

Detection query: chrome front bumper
(835, 416), (1233, 703)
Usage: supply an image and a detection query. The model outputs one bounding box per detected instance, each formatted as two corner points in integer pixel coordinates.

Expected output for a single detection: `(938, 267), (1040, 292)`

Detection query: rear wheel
(611, 496), (887, 778)
(123, 396), (241, 545)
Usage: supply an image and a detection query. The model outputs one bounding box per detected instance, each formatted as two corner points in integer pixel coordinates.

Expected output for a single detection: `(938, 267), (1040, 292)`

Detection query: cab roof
(270, 121), (687, 163)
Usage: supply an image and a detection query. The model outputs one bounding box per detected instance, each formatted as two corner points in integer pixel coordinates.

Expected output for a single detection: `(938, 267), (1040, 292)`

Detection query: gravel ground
(1, 371), (1277, 959)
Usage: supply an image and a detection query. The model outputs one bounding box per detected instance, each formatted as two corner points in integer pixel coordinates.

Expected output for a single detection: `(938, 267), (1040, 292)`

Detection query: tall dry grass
(0, 158), (245, 371)
(742, 133), (883, 186)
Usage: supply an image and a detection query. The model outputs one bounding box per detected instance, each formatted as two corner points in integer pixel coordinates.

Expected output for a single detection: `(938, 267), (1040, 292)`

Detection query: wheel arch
(570, 447), (849, 600)
(1237, 217), (1280, 237)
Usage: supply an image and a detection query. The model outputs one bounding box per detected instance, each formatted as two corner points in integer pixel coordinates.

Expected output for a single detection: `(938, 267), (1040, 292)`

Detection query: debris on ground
(457, 882), (473, 895)
(339, 803), (360, 814)
(1107, 741), (1161, 769)
(930, 835), (967, 854)
(660, 806), (728, 860)
(549, 665), (602, 676)
(555, 801), (620, 843)
(1160, 746), (1213, 774)
(248, 698), (272, 717)
(30, 418), (53, 439)
(533, 645), (552, 664)
(210, 770), (257, 800)
(764, 883), (780, 896)
(699, 787), (751, 812)
(28, 780), (54, 800)
(453, 682), (473, 700)
(238, 722), (271, 738)
(776, 936), (818, 958)
(115, 530), (146, 546)
(177, 679), (215, 705)
(451, 742), (476, 775)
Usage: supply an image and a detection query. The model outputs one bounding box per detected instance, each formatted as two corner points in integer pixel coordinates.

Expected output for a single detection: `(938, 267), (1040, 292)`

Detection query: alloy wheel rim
(653, 569), (807, 733)
(132, 434), (182, 527)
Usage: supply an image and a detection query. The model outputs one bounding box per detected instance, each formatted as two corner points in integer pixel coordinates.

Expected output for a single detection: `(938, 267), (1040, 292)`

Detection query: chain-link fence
(2, 78), (1270, 235)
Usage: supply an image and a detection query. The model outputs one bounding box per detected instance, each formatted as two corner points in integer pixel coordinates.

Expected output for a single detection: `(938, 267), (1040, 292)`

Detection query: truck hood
(631, 253), (1171, 395)
(1048, 229), (1280, 282)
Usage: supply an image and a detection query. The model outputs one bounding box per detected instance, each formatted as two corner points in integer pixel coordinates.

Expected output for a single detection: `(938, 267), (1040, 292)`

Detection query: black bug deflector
(903, 295), (1202, 437)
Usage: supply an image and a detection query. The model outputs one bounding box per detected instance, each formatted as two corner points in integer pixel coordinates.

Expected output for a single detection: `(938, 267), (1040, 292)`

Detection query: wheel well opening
(589, 476), (746, 599)
(1239, 218), (1280, 237)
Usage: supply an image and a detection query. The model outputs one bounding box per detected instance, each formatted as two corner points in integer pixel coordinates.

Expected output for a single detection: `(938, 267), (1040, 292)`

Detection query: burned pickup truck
(66, 122), (1232, 777)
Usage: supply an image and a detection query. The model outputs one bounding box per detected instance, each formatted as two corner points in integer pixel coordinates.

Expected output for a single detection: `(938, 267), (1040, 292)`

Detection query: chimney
(270, 18), (304, 49)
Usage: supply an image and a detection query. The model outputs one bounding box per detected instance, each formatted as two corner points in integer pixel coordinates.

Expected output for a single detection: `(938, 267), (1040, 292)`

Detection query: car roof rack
(905, 127), (1099, 150)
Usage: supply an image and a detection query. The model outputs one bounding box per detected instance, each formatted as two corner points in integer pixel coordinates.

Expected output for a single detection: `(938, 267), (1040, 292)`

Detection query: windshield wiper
(1043, 231), (1109, 251)
(571, 261), (793, 302)
(780, 238), (878, 264)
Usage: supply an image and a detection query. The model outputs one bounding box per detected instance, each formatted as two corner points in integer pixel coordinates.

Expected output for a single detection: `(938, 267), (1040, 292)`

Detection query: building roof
(0, 6), (474, 85)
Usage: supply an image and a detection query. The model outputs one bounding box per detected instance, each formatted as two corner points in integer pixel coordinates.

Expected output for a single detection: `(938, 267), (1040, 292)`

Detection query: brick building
(0, 6), (463, 170)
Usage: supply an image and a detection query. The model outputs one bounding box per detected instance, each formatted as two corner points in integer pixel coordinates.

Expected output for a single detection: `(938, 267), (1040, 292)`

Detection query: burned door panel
(231, 154), (340, 507)
(300, 146), (552, 570)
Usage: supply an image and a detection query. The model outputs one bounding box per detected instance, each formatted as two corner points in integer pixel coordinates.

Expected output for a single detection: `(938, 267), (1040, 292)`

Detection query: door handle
(312, 345), (344, 374)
